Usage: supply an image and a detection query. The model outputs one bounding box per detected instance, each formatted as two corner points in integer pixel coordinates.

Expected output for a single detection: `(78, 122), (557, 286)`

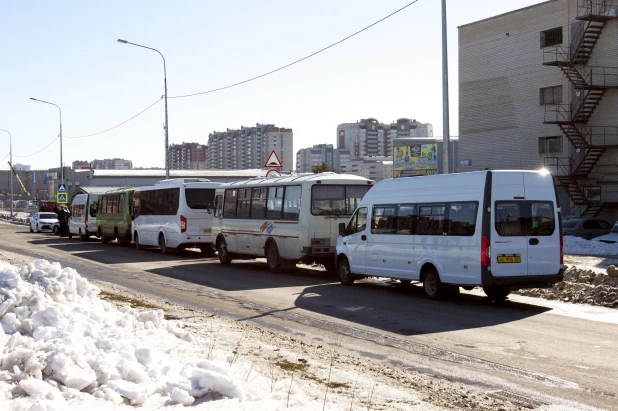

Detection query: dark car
(562, 217), (613, 239)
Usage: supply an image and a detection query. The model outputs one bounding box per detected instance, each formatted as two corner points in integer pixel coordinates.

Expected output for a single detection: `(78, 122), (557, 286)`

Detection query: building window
(540, 27), (563, 48)
(539, 86), (562, 105)
(539, 136), (563, 154)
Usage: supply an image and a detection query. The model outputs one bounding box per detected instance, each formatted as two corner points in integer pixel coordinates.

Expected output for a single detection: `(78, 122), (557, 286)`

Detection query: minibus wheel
(159, 234), (169, 254)
(266, 242), (282, 273)
(422, 268), (444, 299)
(337, 258), (355, 286)
(134, 232), (142, 250)
(483, 286), (511, 301)
(79, 229), (87, 241)
(217, 239), (232, 265)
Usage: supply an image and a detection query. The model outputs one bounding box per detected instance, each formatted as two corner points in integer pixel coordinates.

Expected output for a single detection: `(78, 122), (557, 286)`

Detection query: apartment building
(169, 142), (207, 170)
(72, 159), (133, 170)
(458, 0), (618, 219)
(337, 118), (433, 158)
(207, 124), (293, 171)
(295, 144), (353, 173)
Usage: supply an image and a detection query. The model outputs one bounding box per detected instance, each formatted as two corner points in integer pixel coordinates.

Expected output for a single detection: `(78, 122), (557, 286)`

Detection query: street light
(30, 98), (63, 184)
(0, 129), (13, 216)
(117, 39), (169, 179)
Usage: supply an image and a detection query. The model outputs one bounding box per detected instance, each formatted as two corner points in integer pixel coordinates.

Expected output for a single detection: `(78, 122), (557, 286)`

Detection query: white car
(30, 212), (60, 233)
(592, 222), (618, 244)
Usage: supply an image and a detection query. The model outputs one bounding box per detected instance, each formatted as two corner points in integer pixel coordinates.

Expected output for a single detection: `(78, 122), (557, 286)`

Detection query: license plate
(498, 255), (521, 263)
(203, 228), (212, 233)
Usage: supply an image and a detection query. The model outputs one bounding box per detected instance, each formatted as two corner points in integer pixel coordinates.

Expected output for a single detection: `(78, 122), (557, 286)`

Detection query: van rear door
(184, 187), (216, 237)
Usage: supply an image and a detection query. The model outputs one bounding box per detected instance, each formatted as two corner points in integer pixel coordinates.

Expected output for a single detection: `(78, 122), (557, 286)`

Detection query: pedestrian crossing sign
(56, 192), (68, 204)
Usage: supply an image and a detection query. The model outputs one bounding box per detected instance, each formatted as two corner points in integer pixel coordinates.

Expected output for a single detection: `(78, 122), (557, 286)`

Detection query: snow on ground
(1, 257), (482, 411)
(564, 235), (618, 257)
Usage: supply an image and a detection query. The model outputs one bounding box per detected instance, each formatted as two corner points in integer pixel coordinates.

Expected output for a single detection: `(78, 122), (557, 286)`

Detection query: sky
(0, 0), (548, 171)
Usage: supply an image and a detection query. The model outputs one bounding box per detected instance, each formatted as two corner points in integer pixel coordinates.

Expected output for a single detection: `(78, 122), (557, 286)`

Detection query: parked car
(592, 222), (618, 244)
(561, 217), (613, 239)
(29, 212), (60, 233)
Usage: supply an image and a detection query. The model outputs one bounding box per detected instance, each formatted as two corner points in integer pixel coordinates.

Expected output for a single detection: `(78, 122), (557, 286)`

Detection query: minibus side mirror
(338, 222), (347, 237)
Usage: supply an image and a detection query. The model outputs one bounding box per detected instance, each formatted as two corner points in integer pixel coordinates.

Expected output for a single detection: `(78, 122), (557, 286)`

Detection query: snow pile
(564, 235), (618, 256)
(0, 212), (30, 225)
(0, 259), (244, 409)
(515, 265), (618, 308)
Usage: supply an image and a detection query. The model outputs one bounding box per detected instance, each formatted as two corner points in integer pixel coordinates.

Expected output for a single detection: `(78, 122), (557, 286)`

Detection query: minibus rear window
(495, 201), (555, 236)
(186, 188), (216, 210)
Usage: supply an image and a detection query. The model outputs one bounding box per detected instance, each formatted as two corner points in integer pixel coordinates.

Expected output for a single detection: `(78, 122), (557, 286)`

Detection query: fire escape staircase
(542, 0), (617, 216)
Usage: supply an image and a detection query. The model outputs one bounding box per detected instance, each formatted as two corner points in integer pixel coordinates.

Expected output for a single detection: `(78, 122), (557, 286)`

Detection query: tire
(134, 232), (142, 250)
(483, 286), (511, 301)
(217, 239), (232, 265)
(200, 245), (214, 256)
(338, 257), (355, 285)
(265, 242), (282, 273)
(422, 267), (444, 299)
(79, 229), (87, 241)
(52, 226), (59, 235)
(159, 234), (168, 254)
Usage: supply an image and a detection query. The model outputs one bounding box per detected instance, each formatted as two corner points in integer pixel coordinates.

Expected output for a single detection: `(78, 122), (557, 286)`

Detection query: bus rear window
(495, 201), (555, 236)
(186, 188), (216, 210)
(311, 185), (371, 216)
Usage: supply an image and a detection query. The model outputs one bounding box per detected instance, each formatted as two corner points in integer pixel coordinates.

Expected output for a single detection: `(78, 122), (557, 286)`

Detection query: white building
(458, 0), (618, 219)
(207, 124), (293, 172)
(337, 118), (433, 158)
(12, 163), (30, 171)
(340, 157), (393, 181)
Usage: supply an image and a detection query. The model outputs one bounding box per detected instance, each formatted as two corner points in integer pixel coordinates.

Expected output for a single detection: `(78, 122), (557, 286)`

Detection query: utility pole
(441, 0), (451, 174)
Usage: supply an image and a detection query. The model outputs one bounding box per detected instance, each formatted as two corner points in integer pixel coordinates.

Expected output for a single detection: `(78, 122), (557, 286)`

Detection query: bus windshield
(185, 188), (216, 210)
(311, 185), (371, 216)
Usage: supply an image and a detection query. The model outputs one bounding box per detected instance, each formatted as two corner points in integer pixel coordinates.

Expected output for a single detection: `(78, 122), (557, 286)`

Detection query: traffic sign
(56, 192), (68, 204)
(57, 183), (67, 192)
(264, 150), (283, 168)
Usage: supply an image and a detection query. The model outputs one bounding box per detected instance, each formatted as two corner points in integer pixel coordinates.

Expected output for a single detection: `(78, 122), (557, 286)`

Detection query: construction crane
(7, 161), (30, 196)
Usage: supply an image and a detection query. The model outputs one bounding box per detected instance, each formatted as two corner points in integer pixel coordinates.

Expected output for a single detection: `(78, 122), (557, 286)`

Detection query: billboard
(394, 143), (438, 177)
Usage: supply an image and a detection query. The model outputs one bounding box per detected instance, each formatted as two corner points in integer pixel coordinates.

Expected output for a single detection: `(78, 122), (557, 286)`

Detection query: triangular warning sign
(264, 150), (283, 168)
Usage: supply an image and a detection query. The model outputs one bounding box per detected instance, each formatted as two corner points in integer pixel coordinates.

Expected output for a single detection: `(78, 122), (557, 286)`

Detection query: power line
(15, 136), (60, 158)
(169, 0), (420, 99)
(64, 97), (162, 139)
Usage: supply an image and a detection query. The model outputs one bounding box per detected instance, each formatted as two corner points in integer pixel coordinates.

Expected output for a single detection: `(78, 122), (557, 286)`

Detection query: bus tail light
(180, 215), (187, 233)
(481, 235), (491, 267)
(560, 234), (564, 265)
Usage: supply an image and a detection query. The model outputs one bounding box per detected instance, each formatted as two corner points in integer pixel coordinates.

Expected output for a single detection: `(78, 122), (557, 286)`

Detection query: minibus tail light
(560, 234), (564, 265)
(481, 235), (491, 267)
(180, 215), (187, 233)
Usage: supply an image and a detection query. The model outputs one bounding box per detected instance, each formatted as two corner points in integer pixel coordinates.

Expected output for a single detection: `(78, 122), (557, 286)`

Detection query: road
(1, 222), (617, 410)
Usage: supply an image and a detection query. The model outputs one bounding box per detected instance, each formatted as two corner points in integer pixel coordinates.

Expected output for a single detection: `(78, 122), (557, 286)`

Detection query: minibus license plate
(498, 255), (521, 263)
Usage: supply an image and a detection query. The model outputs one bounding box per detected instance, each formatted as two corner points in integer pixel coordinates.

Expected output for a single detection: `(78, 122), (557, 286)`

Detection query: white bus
(131, 179), (222, 254)
(212, 173), (373, 272)
(336, 170), (564, 300)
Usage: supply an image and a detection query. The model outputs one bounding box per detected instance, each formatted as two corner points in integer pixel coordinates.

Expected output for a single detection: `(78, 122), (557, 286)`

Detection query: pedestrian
(58, 206), (67, 237)
(63, 205), (71, 237)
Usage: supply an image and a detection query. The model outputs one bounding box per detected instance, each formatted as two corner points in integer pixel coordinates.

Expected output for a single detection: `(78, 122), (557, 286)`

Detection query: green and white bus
(96, 187), (135, 245)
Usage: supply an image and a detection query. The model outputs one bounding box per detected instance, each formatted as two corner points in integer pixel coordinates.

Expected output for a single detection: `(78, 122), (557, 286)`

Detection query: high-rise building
(72, 161), (90, 170)
(458, 0), (618, 219)
(207, 124), (293, 171)
(337, 118), (433, 158)
(73, 158), (133, 170)
(169, 142), (207, 170)
(295, 144), (353, 173)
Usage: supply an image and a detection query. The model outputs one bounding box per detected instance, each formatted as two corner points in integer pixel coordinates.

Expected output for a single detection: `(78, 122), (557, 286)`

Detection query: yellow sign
(56, 192), (68, 204)
(394, 143), (438, 177)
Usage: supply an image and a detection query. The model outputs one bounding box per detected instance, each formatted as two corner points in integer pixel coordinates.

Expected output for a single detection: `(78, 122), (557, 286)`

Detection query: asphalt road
(1, 223), (617, 410)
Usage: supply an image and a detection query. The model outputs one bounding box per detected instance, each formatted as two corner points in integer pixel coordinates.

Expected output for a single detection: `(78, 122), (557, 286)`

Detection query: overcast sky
(0, 0), (547, 171)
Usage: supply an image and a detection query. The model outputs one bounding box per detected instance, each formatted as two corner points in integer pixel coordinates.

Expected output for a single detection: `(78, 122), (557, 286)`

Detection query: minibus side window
(417, 204), (446, 235)
(397, 204), (416, 234)
(371, 206), (397, 234)
(448, 202), (478, 236)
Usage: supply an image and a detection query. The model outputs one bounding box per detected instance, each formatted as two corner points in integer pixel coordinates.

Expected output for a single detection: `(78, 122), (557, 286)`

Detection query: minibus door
(492, 200), (529, 277)
(344, 207), (368, 275)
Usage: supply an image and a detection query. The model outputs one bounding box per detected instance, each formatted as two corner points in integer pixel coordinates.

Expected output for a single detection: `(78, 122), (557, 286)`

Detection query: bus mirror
(338, 222), (347, 237)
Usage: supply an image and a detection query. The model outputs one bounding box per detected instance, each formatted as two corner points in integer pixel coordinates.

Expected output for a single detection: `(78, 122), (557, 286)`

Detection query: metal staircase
(542, 0), (617, 216)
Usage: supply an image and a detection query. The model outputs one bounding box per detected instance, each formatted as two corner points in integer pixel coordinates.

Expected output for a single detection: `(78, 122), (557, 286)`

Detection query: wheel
(483, 286), (511, 301)
(134, 232), (142, 250)
(200, 245), (214, 256)
(159, 234), (168, 254)
(79, 229), (87, 241)
(337, 257), (355, 285)
(322, 259), (337, 273)
(265, 242), (282, 273)
(52, 226), (59, 235)
(217, 239), (232, 265)
(36, 224), (41, 233)
(422, 268), (444, 299)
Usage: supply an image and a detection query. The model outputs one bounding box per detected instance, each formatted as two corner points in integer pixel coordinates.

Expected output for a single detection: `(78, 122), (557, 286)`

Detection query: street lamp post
(30, 98), (63, 184)
(117, 39), (169, 179)
(0, 129), (13, 216)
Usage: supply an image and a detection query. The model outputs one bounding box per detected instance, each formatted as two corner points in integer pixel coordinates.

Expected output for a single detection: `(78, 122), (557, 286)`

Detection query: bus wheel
(200, 245), (214, 256)
(422, 268), (444, 299)
(134, 232), (142, 250)
(217, 239), (232, 265)
(266, 242), (282, 273)
(338, 257), (355, 285)
(159, 234), (169, 254)
(483, 286), (511, 301)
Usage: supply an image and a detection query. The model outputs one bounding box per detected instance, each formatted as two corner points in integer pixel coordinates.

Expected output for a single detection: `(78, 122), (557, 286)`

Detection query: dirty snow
(564, 235), (618, 257)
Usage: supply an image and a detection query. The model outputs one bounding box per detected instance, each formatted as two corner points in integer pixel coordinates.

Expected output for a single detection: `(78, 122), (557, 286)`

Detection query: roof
(76, 169), (270, 178)
(458, 0), (557, 29)
(75, 186), (118, 194)
(221, 172), (372, 188)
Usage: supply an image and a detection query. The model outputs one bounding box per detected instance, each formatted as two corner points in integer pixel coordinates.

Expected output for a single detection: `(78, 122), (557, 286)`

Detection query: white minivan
(336, 170), (564, 300)
(131, 179), (222, 254)
(68, 193), (99, 240)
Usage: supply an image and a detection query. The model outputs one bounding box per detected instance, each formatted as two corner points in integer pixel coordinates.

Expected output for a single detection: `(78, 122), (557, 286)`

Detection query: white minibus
(336, 170), (564, 300)
(131, 179), (222, 254)
(212, 173), (373, 272)
(68, 193), (99, 240)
